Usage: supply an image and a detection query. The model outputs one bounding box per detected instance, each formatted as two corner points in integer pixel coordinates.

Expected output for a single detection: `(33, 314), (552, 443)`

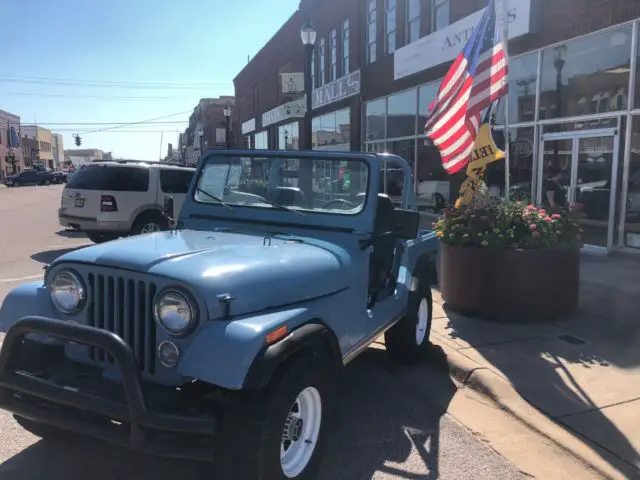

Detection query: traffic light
(74, 135), (82, 147)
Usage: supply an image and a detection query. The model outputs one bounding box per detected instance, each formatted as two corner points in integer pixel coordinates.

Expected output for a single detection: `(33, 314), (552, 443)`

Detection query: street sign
(280, 73), (304, 94)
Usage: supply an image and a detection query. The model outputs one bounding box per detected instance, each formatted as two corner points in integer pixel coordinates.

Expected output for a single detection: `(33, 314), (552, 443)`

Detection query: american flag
(424, 0), (508, 174)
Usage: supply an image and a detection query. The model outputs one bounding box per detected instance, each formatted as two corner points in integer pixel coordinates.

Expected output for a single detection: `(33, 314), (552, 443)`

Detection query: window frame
(366, 0), (377, 64)
(330, 29), (337, 81)
(385, 0), (396, 54)
(406, 0), (420, 44)
(342, 18), (350, 75)
(431, 0), (449, 32)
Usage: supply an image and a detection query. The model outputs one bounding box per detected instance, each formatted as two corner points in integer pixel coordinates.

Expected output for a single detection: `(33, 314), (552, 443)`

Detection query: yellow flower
(436, 231), (444, 238)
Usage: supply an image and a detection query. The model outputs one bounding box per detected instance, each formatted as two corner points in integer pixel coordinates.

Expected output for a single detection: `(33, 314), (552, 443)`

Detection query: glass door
(538, 129), (619, 252)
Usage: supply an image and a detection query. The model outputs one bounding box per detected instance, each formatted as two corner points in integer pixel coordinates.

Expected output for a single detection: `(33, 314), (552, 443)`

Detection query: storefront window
(387, 88), (417, 138)
(365, 99), (386, 141)
(624, 115), (640, 249)
(417, 81), (440, 135)
(484, 126), (535, 202)
(254, 131), (268, 149)
(416, 139), (448, 212)
(382, 138), (415, 198)
(313, 108), (351, 151)
(278, 122), (299, 150)
(539, 25), (633, 120)
(495, 52), (538, 124)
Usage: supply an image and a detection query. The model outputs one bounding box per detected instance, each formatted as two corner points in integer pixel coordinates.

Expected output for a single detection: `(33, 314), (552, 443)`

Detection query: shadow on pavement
(442, 270), (640, 477)
(30, 246), (89, 264)
(0, 346), (457, 480)
(54, 229), (86, 239)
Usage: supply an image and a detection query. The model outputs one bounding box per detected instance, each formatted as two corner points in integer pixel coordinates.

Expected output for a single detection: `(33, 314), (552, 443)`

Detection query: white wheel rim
(280, 386), (322, 478)
(416, 298), (430, 345)
(141, 223), (160, 233)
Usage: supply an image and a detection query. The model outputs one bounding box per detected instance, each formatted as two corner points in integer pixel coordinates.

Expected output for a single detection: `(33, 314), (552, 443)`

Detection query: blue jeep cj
(0, 150), (438, 480)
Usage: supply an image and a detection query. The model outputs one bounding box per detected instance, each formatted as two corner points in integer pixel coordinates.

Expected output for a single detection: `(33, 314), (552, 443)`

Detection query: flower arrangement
(433, 200), (583, 250)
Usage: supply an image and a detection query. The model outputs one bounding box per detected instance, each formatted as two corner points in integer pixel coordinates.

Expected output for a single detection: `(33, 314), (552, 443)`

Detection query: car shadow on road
(30, 246), (89, 265)
(0, 345), (457, 480)
(54, 229), (86, 239)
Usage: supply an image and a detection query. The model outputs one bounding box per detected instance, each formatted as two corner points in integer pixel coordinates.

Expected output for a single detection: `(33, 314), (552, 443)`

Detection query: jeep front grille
(86, 273), (158, 375)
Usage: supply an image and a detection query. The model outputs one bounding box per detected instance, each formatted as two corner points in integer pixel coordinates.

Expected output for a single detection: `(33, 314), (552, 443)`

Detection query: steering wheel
(321, 198), (357, 209)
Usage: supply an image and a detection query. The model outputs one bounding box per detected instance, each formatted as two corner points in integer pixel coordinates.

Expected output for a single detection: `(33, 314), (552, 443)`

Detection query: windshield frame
(182, 150), (381, 234)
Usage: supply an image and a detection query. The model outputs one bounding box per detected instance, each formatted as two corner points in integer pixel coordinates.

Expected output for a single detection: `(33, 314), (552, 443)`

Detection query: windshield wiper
(195, 187), (233, 209)
(256, 198), (306, 216)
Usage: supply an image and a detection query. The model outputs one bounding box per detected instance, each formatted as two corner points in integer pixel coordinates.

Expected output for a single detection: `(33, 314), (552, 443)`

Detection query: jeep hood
(56, 230), (351, 319)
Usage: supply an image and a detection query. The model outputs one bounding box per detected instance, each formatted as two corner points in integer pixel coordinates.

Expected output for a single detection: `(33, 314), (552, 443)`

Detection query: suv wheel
(86, 231), (120, 244)
(131, 211), (168, 235)
(214, 350), (337, 480)
(385, 261), (433, 365)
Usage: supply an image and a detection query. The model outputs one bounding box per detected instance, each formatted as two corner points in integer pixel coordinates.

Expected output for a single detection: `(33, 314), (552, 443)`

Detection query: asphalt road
(0, 184), (525, 479)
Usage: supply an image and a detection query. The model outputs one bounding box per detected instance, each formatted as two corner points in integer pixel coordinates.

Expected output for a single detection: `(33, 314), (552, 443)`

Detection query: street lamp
(301, 19), (316, 150)
(223, 104), (232, 149)
(197, 127), (204, 157)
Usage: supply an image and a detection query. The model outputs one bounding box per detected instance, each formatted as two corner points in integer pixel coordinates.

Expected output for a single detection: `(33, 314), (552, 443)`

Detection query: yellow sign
(456, 122), (505, 209)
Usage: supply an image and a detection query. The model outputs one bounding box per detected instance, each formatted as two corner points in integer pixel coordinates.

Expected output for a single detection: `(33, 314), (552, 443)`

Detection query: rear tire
(385, 260), (434, 365)
(85, 231), (120, 244)
(130, 211), (168, 236)
(213, 349), (337, 480)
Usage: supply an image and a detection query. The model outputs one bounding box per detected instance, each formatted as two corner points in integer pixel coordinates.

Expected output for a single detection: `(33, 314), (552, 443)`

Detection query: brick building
(184, 96), (236, 155)
(0, 109), (25, 179)
(21, 136), (38, 169)
(234, 0), (640, 254)
(234, 0), (363, 151)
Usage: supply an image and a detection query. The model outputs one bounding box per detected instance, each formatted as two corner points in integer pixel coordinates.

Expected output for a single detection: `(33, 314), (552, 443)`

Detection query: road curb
(437, 339), (636, 480)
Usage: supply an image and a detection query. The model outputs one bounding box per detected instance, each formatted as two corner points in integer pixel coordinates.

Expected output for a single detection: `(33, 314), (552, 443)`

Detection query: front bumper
(0, 316), (217, 461)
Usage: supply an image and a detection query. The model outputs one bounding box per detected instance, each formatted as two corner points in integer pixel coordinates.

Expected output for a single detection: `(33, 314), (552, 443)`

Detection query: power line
(0, 92), (195, 100)
(55, 129), (178, 134)
(74, 110), (193, 135)
(0, 74), (232, 90)
(27, 121), (188, 126)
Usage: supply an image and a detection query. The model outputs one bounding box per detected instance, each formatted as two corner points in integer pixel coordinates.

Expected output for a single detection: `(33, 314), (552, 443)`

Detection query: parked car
(0, 149), (438, 480)
(3, 169), (57, 187)
(58, 160), (196, 243)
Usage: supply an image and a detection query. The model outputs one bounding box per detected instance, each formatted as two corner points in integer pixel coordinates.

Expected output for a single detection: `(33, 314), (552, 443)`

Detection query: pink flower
(526, 204), (535, 210)
(551, 213), (561, 219)
(529, 224), (537, 231)
(532, 231), (541, 239)
(544, 217), (553, 223)
(538, 209), (546, 215)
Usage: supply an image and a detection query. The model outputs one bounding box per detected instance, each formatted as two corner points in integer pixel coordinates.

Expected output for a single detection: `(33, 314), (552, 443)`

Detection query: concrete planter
(440, 243), (580, 322)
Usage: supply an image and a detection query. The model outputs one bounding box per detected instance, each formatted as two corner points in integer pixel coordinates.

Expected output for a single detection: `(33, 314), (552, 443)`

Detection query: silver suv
(58, 161), (195, 243)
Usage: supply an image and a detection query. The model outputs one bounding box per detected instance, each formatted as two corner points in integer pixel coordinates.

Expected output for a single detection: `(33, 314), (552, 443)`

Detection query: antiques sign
(312, 70), (361, 110)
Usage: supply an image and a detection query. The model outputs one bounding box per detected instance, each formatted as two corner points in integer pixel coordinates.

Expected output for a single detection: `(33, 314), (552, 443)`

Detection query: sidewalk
(430, 254), (640, 479)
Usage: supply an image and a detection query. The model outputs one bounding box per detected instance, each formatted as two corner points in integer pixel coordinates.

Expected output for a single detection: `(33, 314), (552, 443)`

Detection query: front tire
(214, 350), (337, 480)
(385, 261), (434, 365)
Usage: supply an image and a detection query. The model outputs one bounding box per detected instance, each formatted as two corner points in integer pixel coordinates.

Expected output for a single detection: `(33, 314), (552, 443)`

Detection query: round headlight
(154, 289), (196, 335)
(50, 270), (86, 313)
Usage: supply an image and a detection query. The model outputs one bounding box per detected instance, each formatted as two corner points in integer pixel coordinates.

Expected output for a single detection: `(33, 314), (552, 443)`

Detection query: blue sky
(3, 0), (299, 160)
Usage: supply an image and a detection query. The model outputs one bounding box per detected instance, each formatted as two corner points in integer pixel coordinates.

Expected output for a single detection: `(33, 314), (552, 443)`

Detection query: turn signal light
(100, 195), (118, 212)
(265, 326), (288, 345)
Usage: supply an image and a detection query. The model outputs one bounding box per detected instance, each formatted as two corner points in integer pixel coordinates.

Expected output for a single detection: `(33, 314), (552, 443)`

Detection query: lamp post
(223, 104), (232, 149)
(197, 127), (204, 158)
(552, 45), (567, 170)
(300, 19), (316, 150)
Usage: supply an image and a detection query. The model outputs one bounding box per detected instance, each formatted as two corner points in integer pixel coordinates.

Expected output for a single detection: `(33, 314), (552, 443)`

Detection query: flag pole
(500, 0), (511, 199)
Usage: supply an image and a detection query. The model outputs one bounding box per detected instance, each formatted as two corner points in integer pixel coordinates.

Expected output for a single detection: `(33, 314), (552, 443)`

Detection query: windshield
(194, 155), (369, 215)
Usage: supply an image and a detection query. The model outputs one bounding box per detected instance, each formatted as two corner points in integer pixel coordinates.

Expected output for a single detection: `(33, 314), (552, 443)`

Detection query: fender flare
(243, 321), (341, 389)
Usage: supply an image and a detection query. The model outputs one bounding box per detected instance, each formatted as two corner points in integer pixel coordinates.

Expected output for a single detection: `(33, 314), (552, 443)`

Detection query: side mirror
(393, 208), (420, 240)
(163, 195), (174, 219)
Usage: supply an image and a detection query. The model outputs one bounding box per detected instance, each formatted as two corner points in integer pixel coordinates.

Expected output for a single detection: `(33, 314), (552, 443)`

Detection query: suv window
(66, 165), (149, 191)
(160, 168), (194, 194)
